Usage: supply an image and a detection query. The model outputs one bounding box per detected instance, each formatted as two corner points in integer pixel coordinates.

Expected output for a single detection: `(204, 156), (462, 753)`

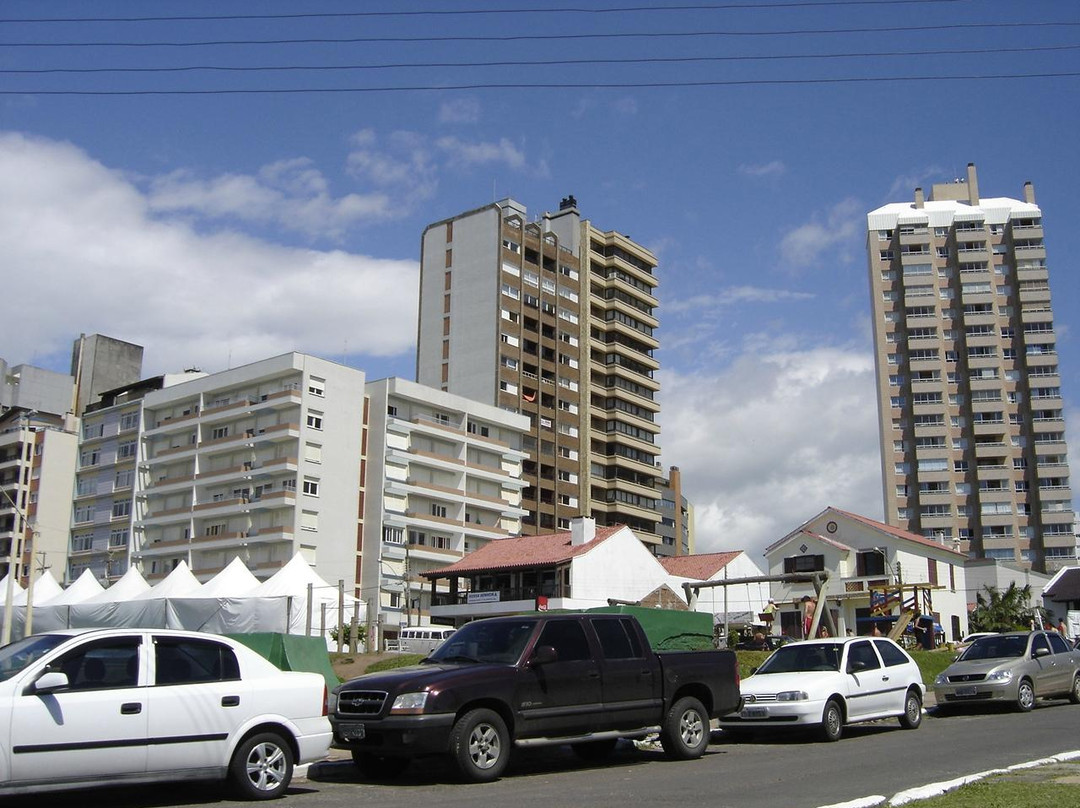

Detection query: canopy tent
(198, 557), (260, 598)
(39, 568), (104, 606)
(131, 561), (203, 600)
(78, 566), (151, 604)
(0, 574), (24, 605)
(12, 570), (63, 606)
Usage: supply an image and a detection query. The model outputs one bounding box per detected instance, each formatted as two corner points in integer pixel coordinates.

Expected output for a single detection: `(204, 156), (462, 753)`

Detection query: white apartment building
(362, 378), (528, 644)
(133, 354), (366, 589)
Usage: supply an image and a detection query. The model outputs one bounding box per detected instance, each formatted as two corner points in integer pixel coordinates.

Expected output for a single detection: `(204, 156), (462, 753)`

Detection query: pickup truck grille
(337, 689), (388, 716)
(946, 673), (986, 683)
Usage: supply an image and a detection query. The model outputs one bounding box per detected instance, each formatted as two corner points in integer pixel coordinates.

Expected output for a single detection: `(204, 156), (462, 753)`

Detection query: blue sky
(3, 0), (1078, 557)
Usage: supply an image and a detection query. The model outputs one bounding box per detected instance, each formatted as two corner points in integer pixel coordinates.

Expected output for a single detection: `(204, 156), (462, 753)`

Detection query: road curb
(816, 749), (1080, 808)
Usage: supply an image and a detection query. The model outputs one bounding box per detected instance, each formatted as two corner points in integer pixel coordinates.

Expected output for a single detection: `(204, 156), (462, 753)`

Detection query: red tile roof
(831, 508), (967, 558)
(419, 524), (627, 578)
(659, 551), (741, 580)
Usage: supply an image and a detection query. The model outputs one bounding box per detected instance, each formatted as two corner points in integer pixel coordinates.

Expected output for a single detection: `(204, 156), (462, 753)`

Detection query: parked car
(0, 628), (332, 799)
(953, 631), (998, 653)
(330, 612), (742, 782)
(718, 636), (924, 742)
(933, 630), (1080, 712)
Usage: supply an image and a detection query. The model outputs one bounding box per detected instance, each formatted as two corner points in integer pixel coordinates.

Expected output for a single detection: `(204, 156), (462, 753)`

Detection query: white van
(397, 626), (456, 655)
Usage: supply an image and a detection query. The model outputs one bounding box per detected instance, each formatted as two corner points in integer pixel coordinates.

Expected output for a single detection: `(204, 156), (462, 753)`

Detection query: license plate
(955, 686), (977, 697)
(740, 707), (768, 719)
(341, 723), (366, 741)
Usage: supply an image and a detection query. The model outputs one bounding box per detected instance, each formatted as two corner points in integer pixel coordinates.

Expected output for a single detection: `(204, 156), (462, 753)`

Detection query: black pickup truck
(330, 612), (742, 781)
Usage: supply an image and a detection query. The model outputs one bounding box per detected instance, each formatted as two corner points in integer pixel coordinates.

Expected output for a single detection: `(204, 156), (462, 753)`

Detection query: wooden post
(320, 601), (327, 641)
(350, 596), (360, 654)
(305, 583), (313, 636)
(337, 579), (345, 654)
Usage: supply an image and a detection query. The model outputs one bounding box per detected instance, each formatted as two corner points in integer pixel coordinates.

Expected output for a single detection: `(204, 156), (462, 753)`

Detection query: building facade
(361, 377), (529, 644)
(867, 163), (1074, 572)
(131, 353), (367, 589)
(417, 197), (664, 550)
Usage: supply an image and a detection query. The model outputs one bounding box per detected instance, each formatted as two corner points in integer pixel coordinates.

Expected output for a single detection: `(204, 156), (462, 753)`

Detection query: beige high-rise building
(417, 197), (666, 551)
(867, 164), (1075, 572)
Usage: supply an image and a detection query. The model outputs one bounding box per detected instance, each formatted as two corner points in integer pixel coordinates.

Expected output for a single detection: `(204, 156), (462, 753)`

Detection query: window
(211, 426), (229, 440)
(72, 533), (93, 552)
(55, 638), (140, 691)
(784, 554), (824, 573)
(847, 641), (881, 673)
(112, 500), (131, 518)
(154, 637), (240, 685)
(874, 640), (911, 667)
(80, 449), (100, 468)
(306, 413), (323, 430)
(74, 503), (93, 523)
(120, 411), (140, 431)
(305, 442), (322, 463)
(536, 619), (591, 661)
(856, 551), (886, 577)
(430, 503), (447, 519)
(301, 510), (318, 532)
(302, 479), (320, 496)
(109, 528), (129, 548)
(592, 618), (643, 659)
(114, 469), (134, 490)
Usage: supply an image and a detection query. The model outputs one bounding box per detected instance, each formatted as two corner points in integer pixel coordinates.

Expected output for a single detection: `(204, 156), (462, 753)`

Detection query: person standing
(802, 595), (817, 639)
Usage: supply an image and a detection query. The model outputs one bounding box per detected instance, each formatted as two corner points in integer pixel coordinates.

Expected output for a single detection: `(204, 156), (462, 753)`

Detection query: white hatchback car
(0, 628), (332, 799)
(719, 637), (925, 742)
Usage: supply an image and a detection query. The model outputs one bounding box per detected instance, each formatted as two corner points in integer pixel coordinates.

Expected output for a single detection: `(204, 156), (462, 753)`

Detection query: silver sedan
(933, 630), (1080, 711)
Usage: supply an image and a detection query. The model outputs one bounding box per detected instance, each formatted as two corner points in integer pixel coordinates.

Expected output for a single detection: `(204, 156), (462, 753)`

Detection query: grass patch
(911, 778), (1080, 807)
(364, 653), (425, 673)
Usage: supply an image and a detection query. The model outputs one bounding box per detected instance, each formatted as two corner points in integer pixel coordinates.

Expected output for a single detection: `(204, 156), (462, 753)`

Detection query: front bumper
(933, 678), (1016, 704)
(717, 697), (826, 728)
(330, 712), (457, 757)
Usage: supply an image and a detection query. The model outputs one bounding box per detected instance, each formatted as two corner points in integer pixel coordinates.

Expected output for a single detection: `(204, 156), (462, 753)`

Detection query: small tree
(329, 621), (368, 652)
(968, 582), (1035, 633)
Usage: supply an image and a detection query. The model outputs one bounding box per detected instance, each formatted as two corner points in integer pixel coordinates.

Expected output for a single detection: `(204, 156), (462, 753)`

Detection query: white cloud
(435, 135), (527, 170)
(779, 197), (861, 269)
(438, 98), (481, 124)
(885, 165), (946, 203)
(659, 341), (883, 559)
(738, 160), (786, 178)
(0, 131), (418, 375)
(612, 97), (639, 115)
(665, 286), (814, 315)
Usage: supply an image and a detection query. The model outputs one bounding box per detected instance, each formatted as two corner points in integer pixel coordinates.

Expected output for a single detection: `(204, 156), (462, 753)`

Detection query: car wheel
(229, 732), (293, 801)
(819, 699), (844, 742)
(659, 696), (709, 760)
(350, 750), (411, 779)
(1016, 678), (1035, 712)
(1068, 674), (1080, 705)
(572, 739), (618, 761)
(898, 688), (923, 730)
(450, 708), (509, 782)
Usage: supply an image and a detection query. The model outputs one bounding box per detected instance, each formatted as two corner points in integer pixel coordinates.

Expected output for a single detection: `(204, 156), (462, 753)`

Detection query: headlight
(327, 689), (339, 713)
(776, 690), (808, 702)
(934, 673), (948, 685)
(390, 691), (430, 714)
(986, 670), (1013, 682)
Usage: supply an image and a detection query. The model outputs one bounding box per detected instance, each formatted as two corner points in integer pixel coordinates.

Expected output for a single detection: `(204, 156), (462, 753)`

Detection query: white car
(0, 628), (332, 799)
(719, 637), (925, 742)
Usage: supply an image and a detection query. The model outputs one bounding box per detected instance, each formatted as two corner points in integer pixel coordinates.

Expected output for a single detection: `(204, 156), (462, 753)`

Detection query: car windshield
(425, 619), (537, 665)
(0, 634), (68, 682)
(958, 634), (1028, 661)
(755, 642), (843, 674)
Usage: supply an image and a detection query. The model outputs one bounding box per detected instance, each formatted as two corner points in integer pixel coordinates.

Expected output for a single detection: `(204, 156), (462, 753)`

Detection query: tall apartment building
(128, 354), (367, 588)
(417, 197), (666, 551)
(867, 164), (1074, 572)
(71, 333), (144, 416)
(361, 377), (529, 642)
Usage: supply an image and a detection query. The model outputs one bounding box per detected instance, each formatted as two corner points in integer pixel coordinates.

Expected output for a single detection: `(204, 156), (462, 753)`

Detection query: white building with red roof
(764, 506), (969, 642)
(660, 551), (770, 626)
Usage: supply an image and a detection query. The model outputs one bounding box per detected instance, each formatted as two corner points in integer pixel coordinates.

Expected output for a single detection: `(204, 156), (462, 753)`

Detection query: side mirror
(1033, 646), (1051, 658)
(529, 645), (558, 667)
(32, 671), (70, 694)
(847, 660), (867, 675)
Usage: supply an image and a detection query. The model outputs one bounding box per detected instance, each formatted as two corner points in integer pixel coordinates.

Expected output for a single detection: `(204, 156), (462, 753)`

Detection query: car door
(145, 635), (249, 773)
(9, 634), (147, 784)
(1026, 633), (1061, 696)
(843, 640), (889, 718)
(873, 639), (918, 713)
(1047, 632), (1077, 696)
(516, 618), (602, 737)
(589, 617), (661, 731)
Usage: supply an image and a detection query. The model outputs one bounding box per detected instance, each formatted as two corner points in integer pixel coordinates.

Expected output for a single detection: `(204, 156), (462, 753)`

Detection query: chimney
(966, 163), (979, 206)
(914, 187), (924, 209)
(559, 194), (578, 211)
(1023, 181), (1036, 204)
(570, 516), (596, 546)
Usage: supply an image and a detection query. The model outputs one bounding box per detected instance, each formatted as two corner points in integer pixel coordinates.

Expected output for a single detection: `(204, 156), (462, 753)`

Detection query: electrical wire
(2, 43), (1076, 75)
(0, 1), (978, 25)
(4, 21), (1078, 48)
(2, 71), (1076, 95)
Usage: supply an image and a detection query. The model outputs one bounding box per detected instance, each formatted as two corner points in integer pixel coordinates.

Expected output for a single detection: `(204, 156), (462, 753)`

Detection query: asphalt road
(16, 700), (1080, 808)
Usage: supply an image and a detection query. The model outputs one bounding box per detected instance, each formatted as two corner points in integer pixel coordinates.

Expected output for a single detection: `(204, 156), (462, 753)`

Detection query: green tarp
(227, 633), (339, 688)
(586, 606), (715, 651)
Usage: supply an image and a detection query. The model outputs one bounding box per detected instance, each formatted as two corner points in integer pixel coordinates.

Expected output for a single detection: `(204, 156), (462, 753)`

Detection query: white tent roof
(198, 556), (261, 598)
(80, 566), (151, 604)
(253, 553), (359, 605)
(40, 568), (105, 606)
(132, 561), (203, 600)
(0, 574), (24, 606)
(13, 570), (63, 606)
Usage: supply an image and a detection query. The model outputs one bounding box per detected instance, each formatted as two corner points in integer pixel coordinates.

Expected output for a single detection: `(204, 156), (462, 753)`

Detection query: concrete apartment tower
(867, 164), (1074, 572)
(417, 197), (667, 551)
(71, 333), (144, 416)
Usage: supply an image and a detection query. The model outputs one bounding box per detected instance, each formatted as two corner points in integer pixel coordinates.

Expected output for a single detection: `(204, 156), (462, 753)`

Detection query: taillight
(322, 684), (329, 716)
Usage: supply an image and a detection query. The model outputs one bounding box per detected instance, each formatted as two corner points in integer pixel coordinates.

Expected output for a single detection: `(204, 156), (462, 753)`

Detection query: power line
(5, 21), (1078, 48)
(5, 43), (1076, 75)
(0, 1), (976, 25)
(2, 70), (1076, 95)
